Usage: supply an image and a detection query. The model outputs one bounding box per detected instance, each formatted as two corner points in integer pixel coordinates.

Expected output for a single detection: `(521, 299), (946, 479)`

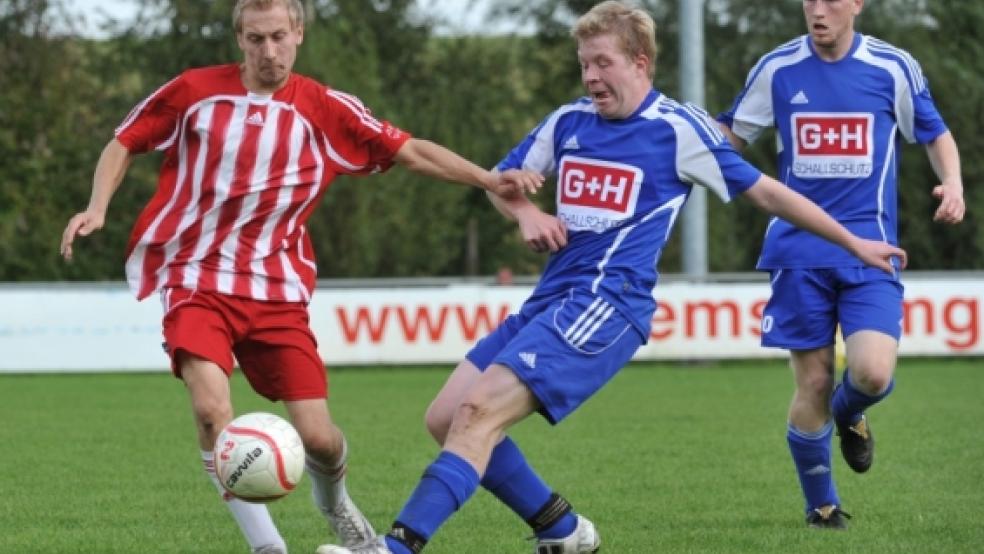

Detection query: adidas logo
(519, 351), (537, 369)
(246, 111), (265, 126)
(562, 135), (580, 150)
(805, 464), (830, 476)
(791, 90), (809, 105)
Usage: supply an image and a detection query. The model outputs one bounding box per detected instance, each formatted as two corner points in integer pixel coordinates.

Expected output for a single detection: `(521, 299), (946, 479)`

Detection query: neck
(621, 85), (653, 117)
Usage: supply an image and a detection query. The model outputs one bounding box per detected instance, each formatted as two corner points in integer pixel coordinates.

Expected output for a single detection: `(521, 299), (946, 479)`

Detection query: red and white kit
(117, 64), (410, 303)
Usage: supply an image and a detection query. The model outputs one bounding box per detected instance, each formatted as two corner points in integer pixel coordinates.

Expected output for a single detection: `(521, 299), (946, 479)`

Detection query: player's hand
(932, 179), (965, 224)
(853, 238), (907, 274)
(60, 210), (106, 261)
(514, 205), (567, 253)
(488, 169), (544, 199)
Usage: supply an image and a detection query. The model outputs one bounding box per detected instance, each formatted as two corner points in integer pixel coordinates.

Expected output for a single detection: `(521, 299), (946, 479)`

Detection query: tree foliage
(0, 0), (979, 283)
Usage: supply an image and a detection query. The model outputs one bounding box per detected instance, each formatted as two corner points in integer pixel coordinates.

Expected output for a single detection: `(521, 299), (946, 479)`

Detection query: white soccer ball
(214, 412), (305, 503)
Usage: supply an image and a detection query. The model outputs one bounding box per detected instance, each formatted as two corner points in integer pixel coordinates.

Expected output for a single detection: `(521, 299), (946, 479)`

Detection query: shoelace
(328, 500), (373, 544)
(815, 506), (853, 521)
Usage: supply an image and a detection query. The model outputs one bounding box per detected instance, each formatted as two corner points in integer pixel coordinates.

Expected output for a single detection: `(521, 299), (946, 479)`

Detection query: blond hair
(572, 1), (657, 79)
(233, 0), (305, 33)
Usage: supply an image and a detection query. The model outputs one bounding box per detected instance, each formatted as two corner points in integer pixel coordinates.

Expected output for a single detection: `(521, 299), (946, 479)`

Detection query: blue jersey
(719, 33), (948, 269)
(498, 89), (761, 339)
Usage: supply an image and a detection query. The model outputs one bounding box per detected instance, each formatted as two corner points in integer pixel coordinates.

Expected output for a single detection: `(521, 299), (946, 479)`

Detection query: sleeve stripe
(867, 37), (921, 80)
(326, 90), (383, 133)
(744, 36), (805, 86)
(681, 104), (726, 144)
(865, 37), (926, 93)
(321, 132), (365, 172)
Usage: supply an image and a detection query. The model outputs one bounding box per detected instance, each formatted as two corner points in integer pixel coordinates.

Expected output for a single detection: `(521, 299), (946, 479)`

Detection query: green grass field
(1, 358), (981, 553)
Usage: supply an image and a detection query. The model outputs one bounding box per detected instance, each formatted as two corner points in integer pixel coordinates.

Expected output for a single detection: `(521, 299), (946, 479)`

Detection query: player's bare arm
(486, 189), (567, 253)
(717, 122), (747, 152)
(742, 175), (907, 274)
(60, 139), (133, 261)
(926, 131), (965, 224)
(393, 138), (544, 197)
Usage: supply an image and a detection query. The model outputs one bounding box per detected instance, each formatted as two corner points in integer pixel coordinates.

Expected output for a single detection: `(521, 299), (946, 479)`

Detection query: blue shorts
(761, 267), (904, 350)
(466, 289), (643, 424)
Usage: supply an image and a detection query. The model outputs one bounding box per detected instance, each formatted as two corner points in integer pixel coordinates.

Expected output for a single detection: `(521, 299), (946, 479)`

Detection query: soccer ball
(214, 412), (306, 503)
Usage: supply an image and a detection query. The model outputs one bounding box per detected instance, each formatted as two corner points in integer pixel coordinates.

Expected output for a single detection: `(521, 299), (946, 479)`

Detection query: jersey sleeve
(496, 107), (568, 176)
(717, 56), (776, 144)
(897, 58), (948, 144)
(115, 74), (186, 154)
(671, 104), (762, 201)
(320, 89), (412, 176)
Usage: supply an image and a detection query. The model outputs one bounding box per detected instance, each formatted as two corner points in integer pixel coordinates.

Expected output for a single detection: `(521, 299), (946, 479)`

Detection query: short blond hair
(572, 1), (658, 79)
(233, 0), (304, 33)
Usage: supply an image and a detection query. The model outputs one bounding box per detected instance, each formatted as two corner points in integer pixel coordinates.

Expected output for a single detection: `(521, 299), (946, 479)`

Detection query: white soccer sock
(201, 450), (287, 552)
(306, 437), (349, 512)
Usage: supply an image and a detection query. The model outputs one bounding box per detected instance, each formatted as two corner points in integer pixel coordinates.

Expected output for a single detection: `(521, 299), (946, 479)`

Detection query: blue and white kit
(468, 89), (761, 422)
(719, 33), (948, 348)
(719, 33), (947, 269)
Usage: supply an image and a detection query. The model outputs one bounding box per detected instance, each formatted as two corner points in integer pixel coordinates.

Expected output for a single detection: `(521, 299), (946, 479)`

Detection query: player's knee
(851, 367), (893, 395)
(292, 420), (341, 461)
(300, 431), (335, 461)
(424, 403), (451, 445)
(799, 371), (835, 399)
(451, 397), (495, 435)
(192, 398), (232, 440)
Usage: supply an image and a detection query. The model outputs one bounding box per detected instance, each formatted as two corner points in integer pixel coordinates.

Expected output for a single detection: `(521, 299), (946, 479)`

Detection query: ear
(296, 25), (304, 44)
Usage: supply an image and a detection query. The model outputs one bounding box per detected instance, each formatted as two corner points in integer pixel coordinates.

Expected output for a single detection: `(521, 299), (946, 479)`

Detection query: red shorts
(161, 288), (327, 401)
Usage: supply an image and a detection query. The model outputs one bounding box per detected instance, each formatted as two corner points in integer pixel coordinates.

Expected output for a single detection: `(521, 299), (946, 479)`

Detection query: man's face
(803, 0), (862, 51)
(577, 33), (650, 120)
(237, 3), (303, 92)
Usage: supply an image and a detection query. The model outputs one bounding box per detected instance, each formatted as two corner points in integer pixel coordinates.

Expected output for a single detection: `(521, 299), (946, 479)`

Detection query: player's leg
(286, 399), (375, 547)
(378, 363), (541, 554)
(425, 351), (582, 543)
(788, 347), (847, 527)
(182, 354), (288, 553)
(498, 291), (637, 553)
(762, 270), (847, 528)
(423, 311), (530, 443)
(831, 269), (903, 473)
(237, 301), (375, 548)
(316, 364), (542, 554)
(163, 289), (286, 553)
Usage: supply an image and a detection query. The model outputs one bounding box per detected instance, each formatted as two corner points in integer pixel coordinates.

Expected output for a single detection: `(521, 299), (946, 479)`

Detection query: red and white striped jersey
(116, 64), (410, 303)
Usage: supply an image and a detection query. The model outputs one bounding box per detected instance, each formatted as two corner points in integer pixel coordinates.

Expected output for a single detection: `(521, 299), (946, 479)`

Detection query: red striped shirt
(116, 64), (410, 302)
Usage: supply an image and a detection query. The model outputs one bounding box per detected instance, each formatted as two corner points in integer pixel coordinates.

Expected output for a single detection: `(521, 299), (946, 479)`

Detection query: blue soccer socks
(481, 437), (577, 540)
(385, 451), (479, 554)
(832, 368), (894, 426)
(787, 421), (840, 513)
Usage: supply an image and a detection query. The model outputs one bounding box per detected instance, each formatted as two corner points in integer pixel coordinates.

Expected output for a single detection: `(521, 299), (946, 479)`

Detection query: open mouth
(591, 90), (611, 102)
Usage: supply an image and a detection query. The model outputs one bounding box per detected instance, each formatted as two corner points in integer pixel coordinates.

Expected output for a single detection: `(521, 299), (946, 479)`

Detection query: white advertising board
(1, 276), (980, 372)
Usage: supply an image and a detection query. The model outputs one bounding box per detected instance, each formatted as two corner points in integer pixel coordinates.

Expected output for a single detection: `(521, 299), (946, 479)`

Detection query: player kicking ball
(317, 1), (907, 552)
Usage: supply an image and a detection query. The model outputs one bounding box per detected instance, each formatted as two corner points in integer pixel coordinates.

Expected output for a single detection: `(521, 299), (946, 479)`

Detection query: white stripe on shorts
(565, 297), (612, 346)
